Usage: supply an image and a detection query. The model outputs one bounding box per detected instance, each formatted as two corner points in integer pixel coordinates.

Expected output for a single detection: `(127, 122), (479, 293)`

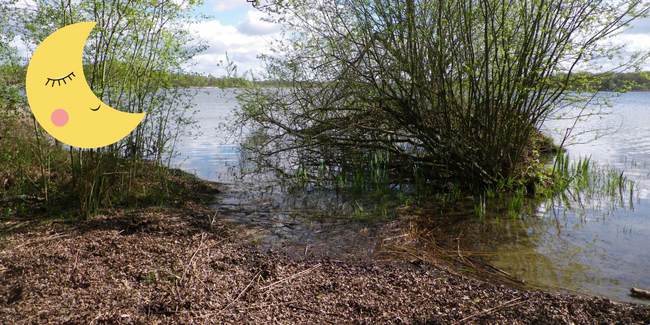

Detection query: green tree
(21, 0), (206, 162)
(0, 0), (24, 115)
(235, 0), (650, 188)
(14, 0), (207, 217)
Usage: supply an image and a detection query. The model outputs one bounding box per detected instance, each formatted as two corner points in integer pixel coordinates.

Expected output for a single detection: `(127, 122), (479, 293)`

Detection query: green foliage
(20, 0), (206, 163)
(0, 117), (203, 219)
(0, 0), (25, 117)
(174, 74), (257, 88)
(172, 73), (290, 88)
(0, 0), (206, 218)
(544, 151), (635, 211)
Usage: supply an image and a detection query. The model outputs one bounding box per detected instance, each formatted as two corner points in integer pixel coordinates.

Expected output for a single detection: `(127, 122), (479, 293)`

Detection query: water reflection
(482, 182), (650, 304)
(171, 89), (650, 304)
(170, 89), (241, 183)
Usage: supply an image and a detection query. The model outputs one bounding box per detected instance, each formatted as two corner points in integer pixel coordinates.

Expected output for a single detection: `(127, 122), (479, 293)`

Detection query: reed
(549, 151), (634, 207)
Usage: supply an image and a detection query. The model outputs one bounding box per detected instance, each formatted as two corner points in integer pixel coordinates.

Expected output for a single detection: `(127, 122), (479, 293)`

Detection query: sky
(9, 0), (281, 78)
(189, 1), (650, 78)
(187, 0), (283, 78)
(11, 0), (650, 78)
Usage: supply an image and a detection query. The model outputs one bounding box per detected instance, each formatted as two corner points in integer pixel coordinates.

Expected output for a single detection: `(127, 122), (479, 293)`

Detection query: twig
(181, 234), (206, 284)
(630, 287), (650, 299)
(453, 297), (524, 324)
(239, 300), (297, 310)
(382, 234), (408, 241)
(188, 234), (206, 267)
(68, 249), (80, 281)
(204, 272), (261, 318)
(456, 231), (462, 258)
(0, 233), (68, 253)
(288, 304), (341, 317)
(0, 194), (45, 206)
(210, 207), (218, 227)
(260, 263), (322, 292)
(484, 264), (525, 284)
(456, 231), (477, 268)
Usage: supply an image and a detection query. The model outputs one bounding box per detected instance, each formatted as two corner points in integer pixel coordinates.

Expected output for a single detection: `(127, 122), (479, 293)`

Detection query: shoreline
(1, 172), (648, 323)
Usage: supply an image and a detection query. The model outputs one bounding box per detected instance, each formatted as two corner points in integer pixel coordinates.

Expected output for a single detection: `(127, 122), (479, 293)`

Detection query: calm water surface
(170, 89), (650, 304)
(498, 92), (650, 303)
(170, 89), (379, 257)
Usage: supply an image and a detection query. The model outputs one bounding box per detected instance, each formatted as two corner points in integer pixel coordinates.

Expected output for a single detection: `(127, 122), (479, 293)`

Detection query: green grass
(0, 116), (200, 220)
(466, 150), (637, 223)
(548, 151), (635, 208)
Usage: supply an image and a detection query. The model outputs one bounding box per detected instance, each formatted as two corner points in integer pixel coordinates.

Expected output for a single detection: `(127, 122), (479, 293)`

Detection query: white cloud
(611, 33), (650, 53)
(236, 10), (282, 35)
(188, 18), (281, 77)
(208, 0), (252, 13)
(9, 35), (32, 62)
(16, 0), (39, 9)
(207, 0), (275, 13)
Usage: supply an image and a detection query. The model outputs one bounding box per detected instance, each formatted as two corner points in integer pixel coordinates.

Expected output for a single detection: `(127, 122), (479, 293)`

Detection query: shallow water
(170, 89), (650, 304)
(485, 92), (650, 304)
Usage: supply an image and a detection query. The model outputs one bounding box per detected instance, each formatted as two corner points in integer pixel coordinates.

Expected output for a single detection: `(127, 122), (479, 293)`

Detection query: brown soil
(1, 182), (649, 324)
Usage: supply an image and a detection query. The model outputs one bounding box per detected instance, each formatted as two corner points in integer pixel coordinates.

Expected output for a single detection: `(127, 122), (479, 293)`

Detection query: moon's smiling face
(26, 22), (145, 149)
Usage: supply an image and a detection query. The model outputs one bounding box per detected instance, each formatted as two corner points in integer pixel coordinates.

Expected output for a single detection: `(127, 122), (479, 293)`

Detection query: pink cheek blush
(51, 109), (69, 127)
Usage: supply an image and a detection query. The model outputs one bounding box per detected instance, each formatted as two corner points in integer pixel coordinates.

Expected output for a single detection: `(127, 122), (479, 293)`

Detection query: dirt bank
(1, 182), (648, 324)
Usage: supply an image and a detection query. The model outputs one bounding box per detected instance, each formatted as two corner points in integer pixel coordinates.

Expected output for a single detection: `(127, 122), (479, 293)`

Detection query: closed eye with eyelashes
(46, 72), (75, 87)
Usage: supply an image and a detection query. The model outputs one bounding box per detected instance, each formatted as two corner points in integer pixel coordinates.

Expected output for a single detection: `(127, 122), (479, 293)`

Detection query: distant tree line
(172, 73), (286, 88)
(4, 62), (650, 92)
(0, 64), (291, 89)
(176, 71), (650, 91)
(560, 72), (650, 92)
(0, 66), (287, 89)
(171, 71), (650, 91)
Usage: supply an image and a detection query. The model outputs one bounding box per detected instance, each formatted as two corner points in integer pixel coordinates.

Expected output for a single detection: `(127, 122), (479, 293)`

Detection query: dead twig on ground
(260, 263), (322, 292)
(383, 234), (408, 242)
(210, 208), (218, 228)
(287, 304), (342, 317)
(0, 233), (68, 253)
(238, 300), (297, 310)
(68, 249), (81, 282)
(206, 271), (261, 317)
(453, 297), (525, 324)
(180, 233), (206, 284)
(0, 195), (45, 205)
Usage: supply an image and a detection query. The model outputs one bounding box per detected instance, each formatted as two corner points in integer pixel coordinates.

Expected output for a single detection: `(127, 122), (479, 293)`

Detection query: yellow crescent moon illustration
(26, 22), (145, 149)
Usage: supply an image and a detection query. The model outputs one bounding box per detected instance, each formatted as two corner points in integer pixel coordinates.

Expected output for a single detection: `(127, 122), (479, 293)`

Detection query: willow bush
(235, 0), (650, 191)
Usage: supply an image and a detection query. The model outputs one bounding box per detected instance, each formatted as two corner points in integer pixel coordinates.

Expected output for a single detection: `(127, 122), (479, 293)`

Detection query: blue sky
(188, 0), (650, 78)
(186, 0), (283, 77)
(194, 1), (253, 26)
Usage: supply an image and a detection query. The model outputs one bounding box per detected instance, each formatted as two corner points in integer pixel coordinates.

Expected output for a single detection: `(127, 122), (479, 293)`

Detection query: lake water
(170, 89), (650, 304)
(170, 89), (383, 258)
